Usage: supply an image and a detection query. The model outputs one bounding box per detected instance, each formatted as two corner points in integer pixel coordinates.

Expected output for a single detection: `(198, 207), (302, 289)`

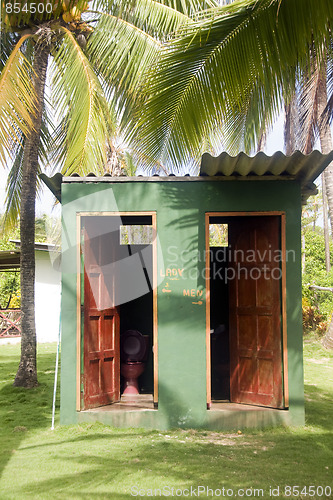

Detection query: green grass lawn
(0, 338), (332, 500)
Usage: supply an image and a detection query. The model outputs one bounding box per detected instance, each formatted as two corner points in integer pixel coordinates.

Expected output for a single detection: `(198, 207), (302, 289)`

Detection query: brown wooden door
(83, 221), (120, 409)
(228, 216), (283, 408)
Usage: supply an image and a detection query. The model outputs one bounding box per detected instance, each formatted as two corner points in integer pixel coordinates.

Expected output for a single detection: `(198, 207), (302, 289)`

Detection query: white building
(0, 242), (61, 343)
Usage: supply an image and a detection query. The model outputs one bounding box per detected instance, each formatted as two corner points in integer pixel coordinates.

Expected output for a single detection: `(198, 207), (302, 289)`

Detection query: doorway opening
(206, 213), (287, 410)
(79, 213), (156, 411)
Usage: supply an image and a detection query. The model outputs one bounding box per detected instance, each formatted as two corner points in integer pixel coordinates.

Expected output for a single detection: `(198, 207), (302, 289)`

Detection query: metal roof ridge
(201, 149), (326, 161)
(10, 240), (60, 252)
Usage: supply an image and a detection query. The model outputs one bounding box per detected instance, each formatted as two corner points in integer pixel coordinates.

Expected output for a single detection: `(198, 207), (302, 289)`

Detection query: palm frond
(51, 27), (117, 175)
(0, 34), (36, 167)
(87, 0), (196, 129)
(0, 30), (20, 71)
(2, 107), (51, 233)
(117, 150), (136, 176)
(90, 0), (218, 21)
(297, 65), (321, 153)
(322, 43), (333, 127)
(133, 0), (333, 169)
(3, 133), (25, 232)
(3, 136), (43, 232)
(88, 12), (161, 126)
(90, 0), (192, 34)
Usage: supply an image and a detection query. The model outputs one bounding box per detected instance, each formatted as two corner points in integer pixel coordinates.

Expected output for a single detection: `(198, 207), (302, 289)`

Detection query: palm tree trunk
(14, 39), (49, 387)
(284, 99), (298, 155)
(319, 64), (333, 226)
(317, 61), (333, 350)
(321, 174), (331, 273)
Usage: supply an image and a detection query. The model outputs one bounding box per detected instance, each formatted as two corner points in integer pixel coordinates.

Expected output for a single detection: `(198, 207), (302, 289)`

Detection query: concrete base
(207, 403), (292, 431)
(77, 396), (294, 431)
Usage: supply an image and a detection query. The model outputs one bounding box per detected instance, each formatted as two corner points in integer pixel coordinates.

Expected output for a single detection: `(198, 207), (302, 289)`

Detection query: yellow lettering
(197, 290), (203, 297)
(183, 289), (190, 296)
(191, 289), (196, 297)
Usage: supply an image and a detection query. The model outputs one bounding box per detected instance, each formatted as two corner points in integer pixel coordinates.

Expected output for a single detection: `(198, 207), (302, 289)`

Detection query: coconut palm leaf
(321, 45), (333, 127)
(133, 0), (333, 169)
(0, 34), (36, 167)
(2, 135), (25, 232)
(90, 0), (192, 34)
(90, 0), (218, 20)
(287, 43), (333, 154)
(3, 105), (54, 232)
(297, 66), (321, 153)
(51, 27), (116, 175)
(87, 0), (202, 129)
(0, 31), (20, 71)
(88, 12), (162, 125)
(121, 151), (137, 176)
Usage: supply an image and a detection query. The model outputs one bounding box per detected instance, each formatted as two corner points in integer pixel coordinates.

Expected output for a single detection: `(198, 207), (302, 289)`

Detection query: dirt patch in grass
(308, 357), (331, 364)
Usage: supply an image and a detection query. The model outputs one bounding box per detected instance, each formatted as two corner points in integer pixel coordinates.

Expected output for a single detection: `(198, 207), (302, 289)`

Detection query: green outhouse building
(43, 149), (333, 430)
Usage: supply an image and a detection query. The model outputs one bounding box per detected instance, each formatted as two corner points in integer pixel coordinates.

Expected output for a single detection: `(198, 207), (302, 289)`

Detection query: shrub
(302, 230), (333, 332)
(302, 297), (326, 333)
(9, 290), (21, 309)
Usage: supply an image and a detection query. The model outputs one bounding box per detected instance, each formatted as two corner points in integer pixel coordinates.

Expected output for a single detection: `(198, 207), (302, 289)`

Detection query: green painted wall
(60, 179), (304, 429)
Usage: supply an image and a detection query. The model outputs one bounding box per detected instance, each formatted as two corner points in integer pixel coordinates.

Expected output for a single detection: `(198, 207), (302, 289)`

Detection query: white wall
(35, 249), (61, 343)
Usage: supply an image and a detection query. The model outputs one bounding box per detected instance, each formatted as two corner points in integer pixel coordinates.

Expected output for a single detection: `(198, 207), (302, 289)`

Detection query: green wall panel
(60, 179), (304, 429)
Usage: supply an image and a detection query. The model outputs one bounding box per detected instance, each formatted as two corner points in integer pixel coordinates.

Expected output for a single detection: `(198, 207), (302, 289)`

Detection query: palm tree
(132, 0), (333, 171)
(283, 52), (333, 347)
(131, 0), (333, 349)
(0, 0), (209, 387)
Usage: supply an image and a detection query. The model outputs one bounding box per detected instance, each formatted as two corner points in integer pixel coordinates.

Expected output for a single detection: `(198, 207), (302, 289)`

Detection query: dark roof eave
(0, 251), (20, 270)
(39, 172), (63, 202)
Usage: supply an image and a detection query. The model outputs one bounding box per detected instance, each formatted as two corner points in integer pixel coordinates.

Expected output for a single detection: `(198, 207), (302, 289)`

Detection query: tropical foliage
(131, 0), (333, 171)
(0, 219), (20, 309)
(302, 195), (333, 334)
(1, 0), (333, 386)
(302, 231), (333, 321)
(0, 0), (218, 386)
(0, 0), (203, 226)
(0, 272), (20, 310)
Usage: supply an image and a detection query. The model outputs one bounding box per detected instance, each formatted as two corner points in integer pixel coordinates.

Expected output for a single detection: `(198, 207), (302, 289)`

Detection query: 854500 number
(284, 486), (332, 497)
(5, 2), (53, 14)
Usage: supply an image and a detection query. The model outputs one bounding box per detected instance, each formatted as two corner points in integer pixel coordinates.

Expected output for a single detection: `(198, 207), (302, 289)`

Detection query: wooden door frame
(76, 211), (158, 411)
(205, 211), (289, 409)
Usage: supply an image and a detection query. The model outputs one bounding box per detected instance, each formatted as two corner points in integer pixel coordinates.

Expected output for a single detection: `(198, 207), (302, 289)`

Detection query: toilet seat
(121, 330), (147, 362)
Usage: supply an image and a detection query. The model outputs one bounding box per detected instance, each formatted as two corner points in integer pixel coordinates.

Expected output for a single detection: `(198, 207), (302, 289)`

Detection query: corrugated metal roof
(40, 149), (333, 204)
(200, 150), (333, 203)
(10, 240), (60, 252)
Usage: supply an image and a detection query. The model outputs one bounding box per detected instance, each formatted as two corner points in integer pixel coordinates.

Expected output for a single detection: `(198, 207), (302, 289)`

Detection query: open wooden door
(83, 220), (120, 409)
(228, 216), (283, 408)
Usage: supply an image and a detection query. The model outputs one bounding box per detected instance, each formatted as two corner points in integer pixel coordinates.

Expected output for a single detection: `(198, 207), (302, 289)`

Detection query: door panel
(83, 221), (120, 409)
(229, 216), (283, 408)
